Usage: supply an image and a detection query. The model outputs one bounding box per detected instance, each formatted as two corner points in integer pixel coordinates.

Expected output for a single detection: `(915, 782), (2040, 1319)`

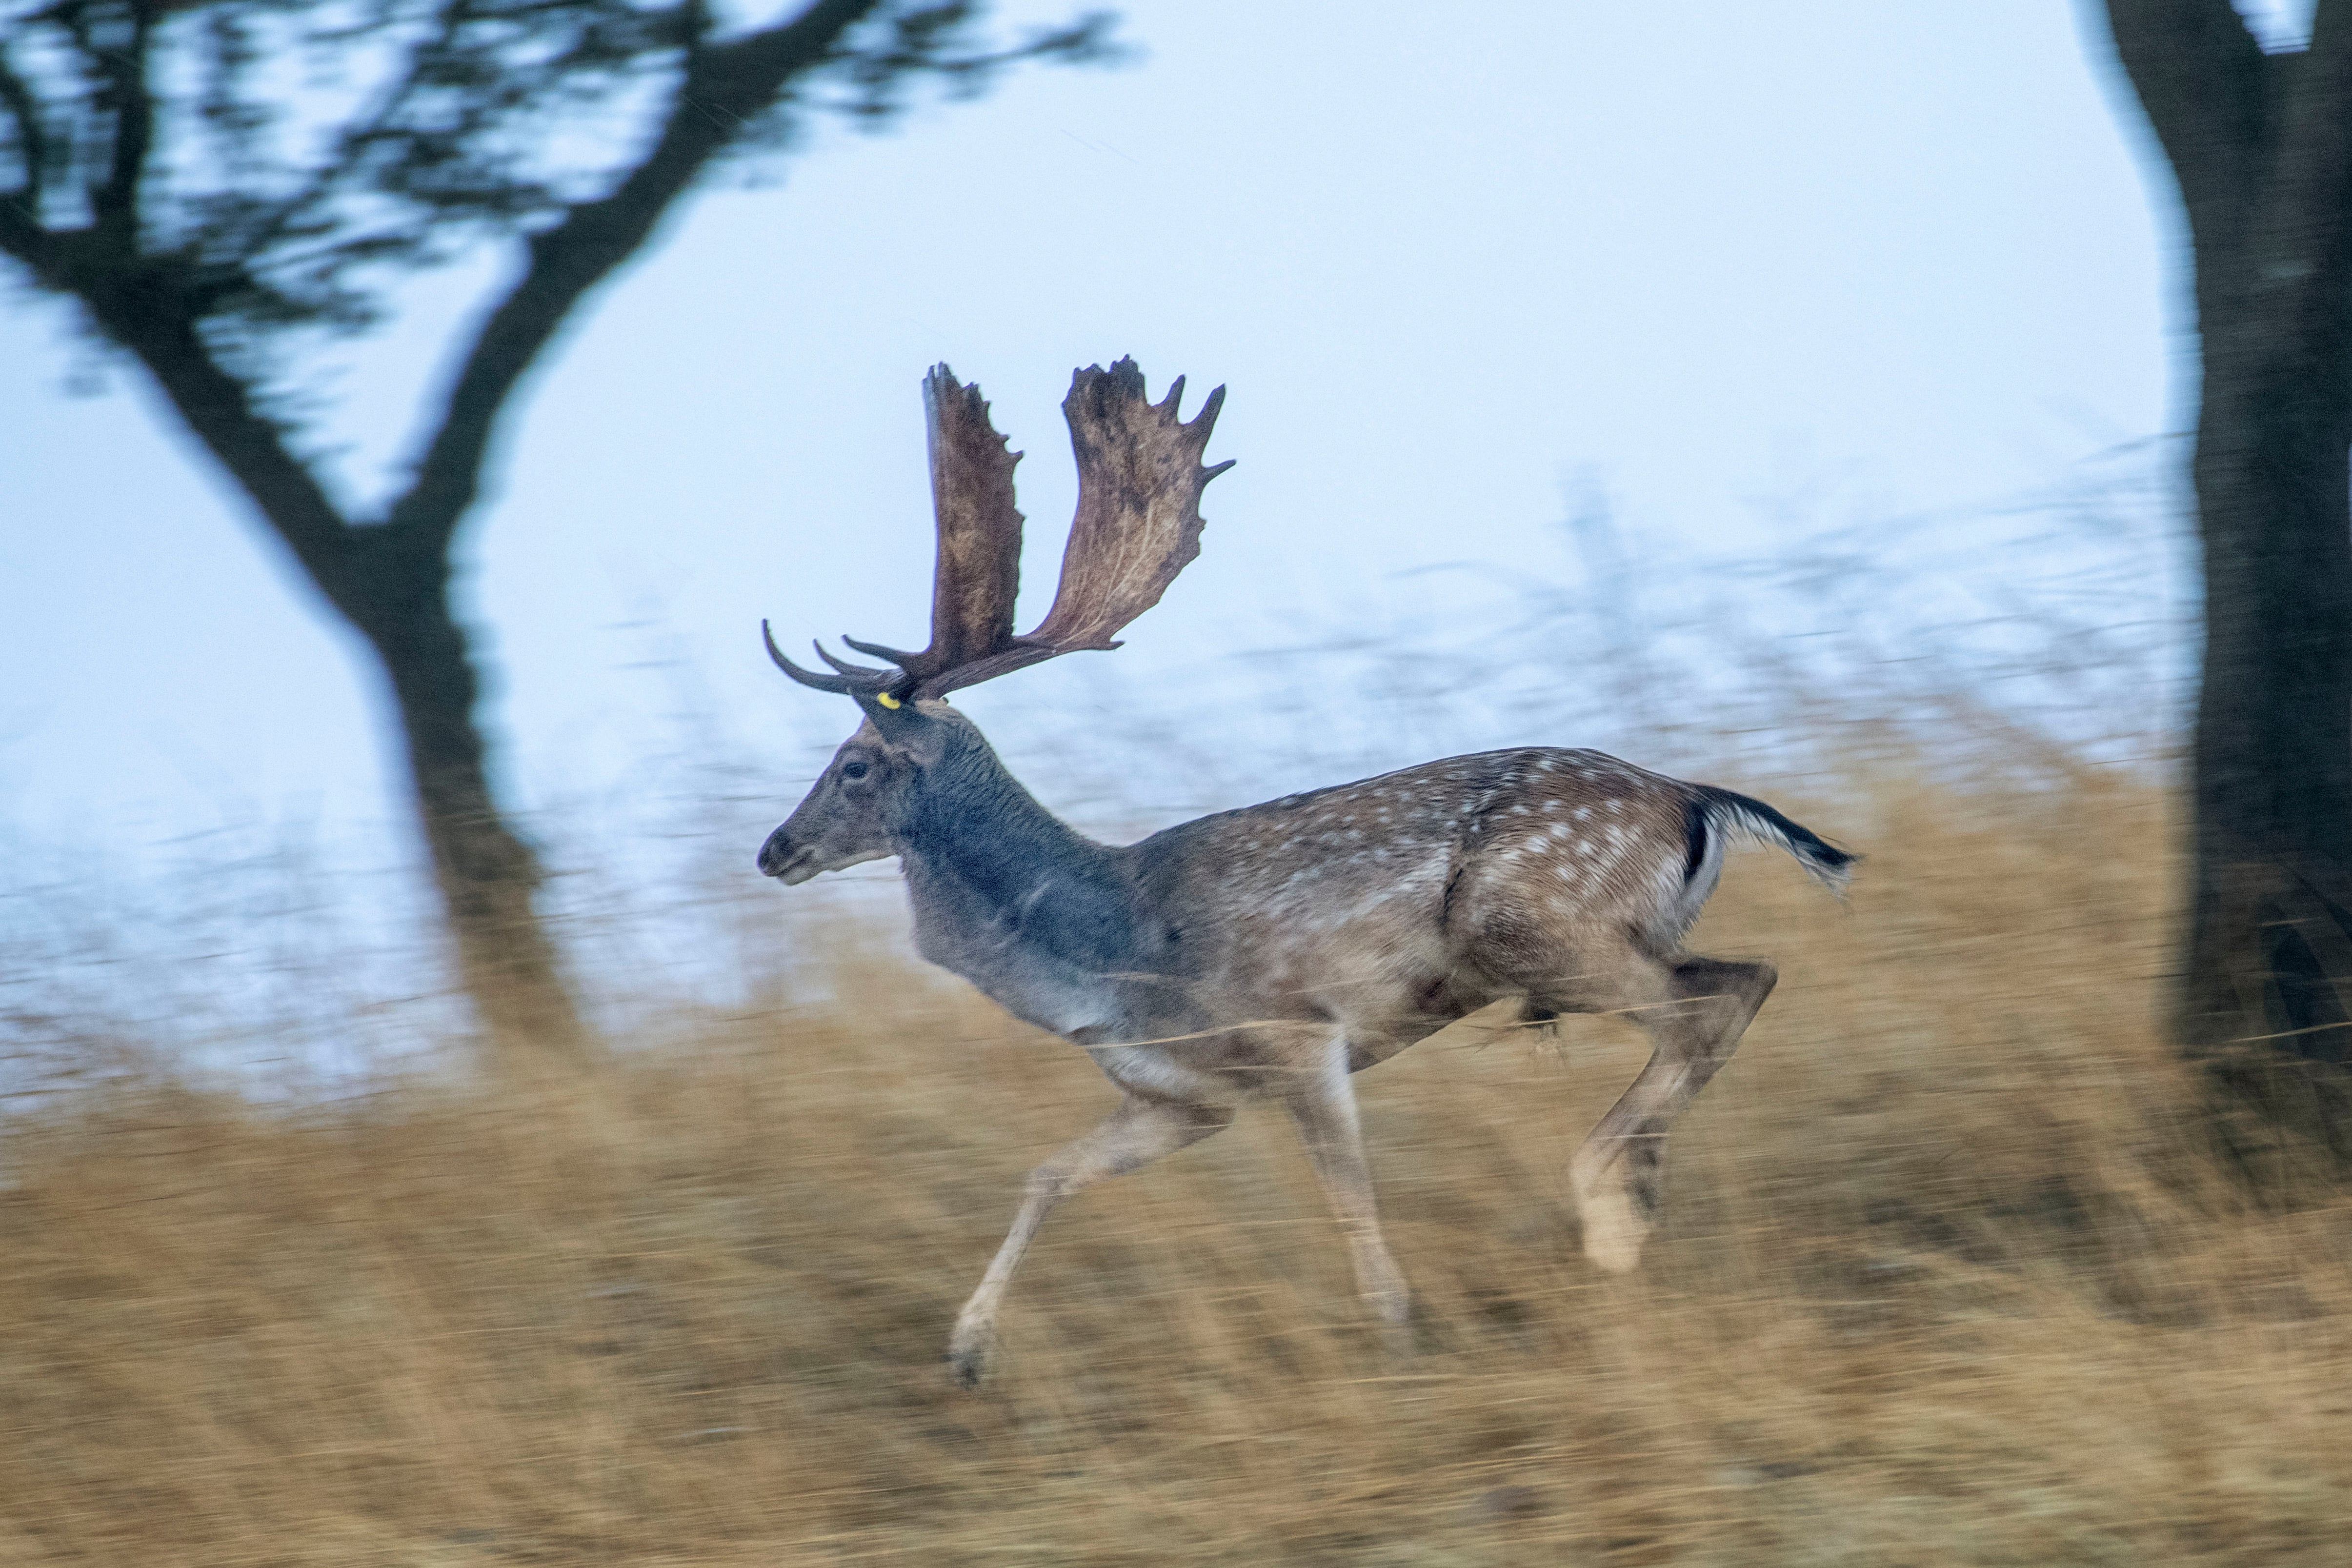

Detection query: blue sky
(4, 2), (2183, 886)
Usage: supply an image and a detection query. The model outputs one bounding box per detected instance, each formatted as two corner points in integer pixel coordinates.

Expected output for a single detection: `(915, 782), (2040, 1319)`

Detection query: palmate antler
(766, 358), (1231, 703)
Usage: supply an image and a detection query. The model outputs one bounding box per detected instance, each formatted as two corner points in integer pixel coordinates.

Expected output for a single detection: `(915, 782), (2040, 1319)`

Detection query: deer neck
(894, 734), (1142, 1035)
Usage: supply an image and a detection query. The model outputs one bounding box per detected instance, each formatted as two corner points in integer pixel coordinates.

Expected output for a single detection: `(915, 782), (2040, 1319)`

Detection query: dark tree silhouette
(0, 0), (1112, 1068)
(2099, 0), (2352, 1160)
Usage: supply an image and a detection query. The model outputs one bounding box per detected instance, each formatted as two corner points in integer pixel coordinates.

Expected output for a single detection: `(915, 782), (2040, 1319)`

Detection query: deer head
(757, 358), (1230, 885)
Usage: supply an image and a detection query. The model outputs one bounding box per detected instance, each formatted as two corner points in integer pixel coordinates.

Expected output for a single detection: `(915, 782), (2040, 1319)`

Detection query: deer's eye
(840, 759), (870, 782)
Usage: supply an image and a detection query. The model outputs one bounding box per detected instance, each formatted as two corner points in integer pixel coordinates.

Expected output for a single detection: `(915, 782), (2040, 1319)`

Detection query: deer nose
(757, 826), (794, 877)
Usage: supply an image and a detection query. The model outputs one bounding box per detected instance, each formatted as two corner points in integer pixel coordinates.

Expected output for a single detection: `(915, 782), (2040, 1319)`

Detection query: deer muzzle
(757, 825), (819, 884)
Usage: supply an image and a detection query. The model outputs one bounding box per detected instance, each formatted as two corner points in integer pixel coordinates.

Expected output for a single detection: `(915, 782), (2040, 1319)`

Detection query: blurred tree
(0, 0), (1112, 1069)
(2100, 0), (2352, 1160)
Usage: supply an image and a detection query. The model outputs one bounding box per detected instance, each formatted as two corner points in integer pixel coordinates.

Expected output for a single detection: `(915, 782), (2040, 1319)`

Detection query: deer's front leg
(1282, 1037), (1412, 1346)
(949, 1092), (1231, 1388)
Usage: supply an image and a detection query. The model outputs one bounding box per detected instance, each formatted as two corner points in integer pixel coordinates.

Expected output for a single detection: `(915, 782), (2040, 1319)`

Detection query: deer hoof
(1575, 1183), (1650, 1274)
(946, 1321), (997, 1389)
(1582, 1222), (1647, 1274)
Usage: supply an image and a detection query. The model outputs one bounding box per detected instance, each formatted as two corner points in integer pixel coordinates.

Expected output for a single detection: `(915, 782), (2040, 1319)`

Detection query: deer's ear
(850, 688), (927, 739)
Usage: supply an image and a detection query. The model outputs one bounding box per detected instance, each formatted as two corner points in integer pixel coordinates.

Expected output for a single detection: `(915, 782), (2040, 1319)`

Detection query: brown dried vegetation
(7, 760), (2352, 1565)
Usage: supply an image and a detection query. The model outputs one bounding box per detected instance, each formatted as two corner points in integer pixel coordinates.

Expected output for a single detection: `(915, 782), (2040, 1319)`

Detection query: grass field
(7, 759), (2352, 1565)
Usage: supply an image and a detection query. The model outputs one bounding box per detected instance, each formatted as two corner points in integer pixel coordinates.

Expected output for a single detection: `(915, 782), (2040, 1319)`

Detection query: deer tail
(1694, 785), (1857, 897)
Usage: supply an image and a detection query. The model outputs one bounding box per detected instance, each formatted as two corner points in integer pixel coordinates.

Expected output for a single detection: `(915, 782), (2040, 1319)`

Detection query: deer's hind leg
(1529, 946), (1777, 1274)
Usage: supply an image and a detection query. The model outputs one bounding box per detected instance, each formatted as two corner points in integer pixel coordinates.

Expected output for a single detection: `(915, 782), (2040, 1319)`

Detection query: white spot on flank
(1572, 805), (1591, 821)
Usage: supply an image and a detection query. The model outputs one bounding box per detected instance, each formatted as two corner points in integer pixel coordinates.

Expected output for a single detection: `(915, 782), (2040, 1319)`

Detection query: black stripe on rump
(1682, 794), (1710, 885)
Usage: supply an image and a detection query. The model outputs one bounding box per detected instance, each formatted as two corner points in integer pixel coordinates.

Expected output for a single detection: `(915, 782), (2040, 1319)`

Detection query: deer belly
(1085, 1042), (1233, 1104)
(996, 985), (1114, 1040)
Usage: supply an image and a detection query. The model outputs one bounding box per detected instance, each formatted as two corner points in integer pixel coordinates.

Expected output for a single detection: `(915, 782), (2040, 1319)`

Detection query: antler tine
(852, 364), (1027, 688)
(840, 634), (925, 666)
(764, 621), (871, 695)
(767, 359), (1228, 706)
(764, 365), (1026, 705)
(926, 357), (1226, 694)
(814, 642), (899, 681)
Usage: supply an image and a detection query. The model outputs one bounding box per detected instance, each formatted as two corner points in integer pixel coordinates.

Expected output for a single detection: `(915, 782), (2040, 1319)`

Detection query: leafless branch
(83, 280), (360, 594)
(0, 42), (49, 214)
(383, 0), (881, 545)
(89, 0), (157, 252)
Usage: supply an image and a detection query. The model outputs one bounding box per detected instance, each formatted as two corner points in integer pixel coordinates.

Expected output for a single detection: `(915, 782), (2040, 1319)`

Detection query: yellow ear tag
(876, 691), (902, 710)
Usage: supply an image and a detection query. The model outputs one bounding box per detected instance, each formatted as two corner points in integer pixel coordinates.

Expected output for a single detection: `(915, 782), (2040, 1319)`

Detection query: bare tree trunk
(75, 275), (592, 1070)
(2181, 291), (2352, 1160)
(2104, 0), (2352, 1165)
(368, 590), (589, 1067)
(0, 0), (1104, 1072)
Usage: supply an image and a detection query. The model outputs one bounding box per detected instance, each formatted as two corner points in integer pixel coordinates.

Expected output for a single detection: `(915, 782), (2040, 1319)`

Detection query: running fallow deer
(759, 359), (1853, 1387)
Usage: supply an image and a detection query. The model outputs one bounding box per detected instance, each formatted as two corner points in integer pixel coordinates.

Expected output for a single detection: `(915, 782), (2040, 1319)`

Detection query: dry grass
(7, 762), (2352, 1565)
